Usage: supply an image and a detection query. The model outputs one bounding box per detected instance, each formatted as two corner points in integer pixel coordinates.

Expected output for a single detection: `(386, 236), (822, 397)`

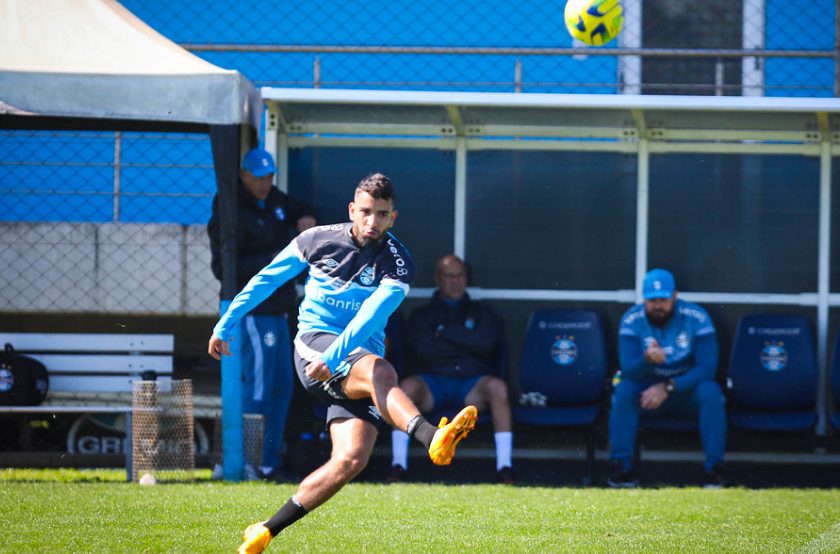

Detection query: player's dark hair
(356, 172), (396, 202)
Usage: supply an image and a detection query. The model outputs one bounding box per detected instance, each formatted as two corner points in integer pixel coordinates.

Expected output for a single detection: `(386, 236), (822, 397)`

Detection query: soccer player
(208, 173), (477, 554)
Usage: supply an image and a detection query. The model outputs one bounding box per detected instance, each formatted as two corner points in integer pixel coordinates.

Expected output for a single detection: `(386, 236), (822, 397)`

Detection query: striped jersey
(213, 222), (414, 376)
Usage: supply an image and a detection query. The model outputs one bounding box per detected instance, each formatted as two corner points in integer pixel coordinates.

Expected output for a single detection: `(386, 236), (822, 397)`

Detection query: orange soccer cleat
(237, 522), (271, 554)
(427, 405), (477, 466)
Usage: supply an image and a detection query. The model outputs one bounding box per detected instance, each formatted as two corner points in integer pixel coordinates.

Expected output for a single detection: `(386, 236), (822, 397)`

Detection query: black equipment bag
(0, 343), (49, 406)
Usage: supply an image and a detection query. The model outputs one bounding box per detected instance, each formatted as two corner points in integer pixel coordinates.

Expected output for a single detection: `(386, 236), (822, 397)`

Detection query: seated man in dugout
(387, 254), (514, 484)
(606, 268), (727, 489)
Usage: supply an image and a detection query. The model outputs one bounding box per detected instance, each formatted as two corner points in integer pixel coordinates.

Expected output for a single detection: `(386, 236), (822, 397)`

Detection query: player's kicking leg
(237, 347), (476, 552)
(340, 354), (477, 465)
(237, 417), (378, 553)
(298, 335), (478, 467)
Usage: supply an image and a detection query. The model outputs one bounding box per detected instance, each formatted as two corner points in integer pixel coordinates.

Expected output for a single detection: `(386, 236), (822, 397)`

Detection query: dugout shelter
(261, 87), (840, 437)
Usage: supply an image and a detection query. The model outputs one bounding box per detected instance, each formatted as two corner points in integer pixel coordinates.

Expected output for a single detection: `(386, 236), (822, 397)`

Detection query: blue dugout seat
(727, 314), (818, 432)
(830, 330), (840, 431)
(513, 309), (607, 483)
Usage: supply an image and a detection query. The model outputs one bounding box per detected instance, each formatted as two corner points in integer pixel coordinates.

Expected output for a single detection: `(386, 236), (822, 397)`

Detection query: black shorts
(293, 332), (385, 428)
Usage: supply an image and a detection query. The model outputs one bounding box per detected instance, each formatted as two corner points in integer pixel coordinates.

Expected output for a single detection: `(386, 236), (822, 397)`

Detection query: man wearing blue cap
(606, 268), (727, 488)
(208, 147), (317, 481)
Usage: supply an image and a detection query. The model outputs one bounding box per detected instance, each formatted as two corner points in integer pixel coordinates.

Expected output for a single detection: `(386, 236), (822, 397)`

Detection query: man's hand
(640, 382), (669, 410)
(305, 359), (331, 382)
(644, 339), (666, 365)
(208, 335), (231, 361)
(297, 215), (317, 233)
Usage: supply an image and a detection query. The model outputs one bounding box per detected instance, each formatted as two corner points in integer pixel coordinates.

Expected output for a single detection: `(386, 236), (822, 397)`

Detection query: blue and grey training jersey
(213, 222), (415, 376)
(618, 298), (717, 385)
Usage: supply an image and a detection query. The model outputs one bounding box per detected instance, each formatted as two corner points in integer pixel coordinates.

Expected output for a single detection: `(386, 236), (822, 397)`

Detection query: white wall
(0, 222), (218, 316)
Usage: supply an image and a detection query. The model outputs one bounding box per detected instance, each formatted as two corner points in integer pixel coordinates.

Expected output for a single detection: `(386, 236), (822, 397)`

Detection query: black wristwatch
(664, 379), (676, 394)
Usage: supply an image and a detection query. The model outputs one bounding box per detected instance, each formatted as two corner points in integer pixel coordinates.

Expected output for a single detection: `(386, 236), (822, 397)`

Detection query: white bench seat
(0, 332), (219, 479)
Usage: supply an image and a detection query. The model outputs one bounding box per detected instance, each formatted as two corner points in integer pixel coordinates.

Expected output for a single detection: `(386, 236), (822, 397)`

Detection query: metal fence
(130, 0), (839, 96)
(1, 0), (838, 317)
(0, 129), (217, 316)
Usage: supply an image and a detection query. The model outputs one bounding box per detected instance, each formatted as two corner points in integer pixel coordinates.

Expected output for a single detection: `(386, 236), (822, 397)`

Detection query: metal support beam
(113, 131), (121, 223)
(276, 133), (289, 193)
(514, 59), (522, 93)
(454, 136), (467, 258)
(209, 124), (248, 482)
(635, 139), (650, 302)
(188, 43), (835, 59)
(264, 107), (287, 193)
(817, 111), (830, 137)
(446, 105), (465, 136)
(835, 4), (840, 97)
(816, 139), (832, 436)
(631, 109), (646, 138)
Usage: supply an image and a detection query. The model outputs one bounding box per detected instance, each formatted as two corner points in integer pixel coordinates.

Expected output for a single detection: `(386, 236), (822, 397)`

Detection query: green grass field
(2, 468), (839, 553)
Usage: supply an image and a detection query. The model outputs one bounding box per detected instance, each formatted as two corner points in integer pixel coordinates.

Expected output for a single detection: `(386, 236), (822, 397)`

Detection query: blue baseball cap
(242, 148), (276, 177)
(643, 268), (676, 300)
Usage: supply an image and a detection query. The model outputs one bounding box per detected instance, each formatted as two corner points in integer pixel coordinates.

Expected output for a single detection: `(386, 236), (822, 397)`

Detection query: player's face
(240, 169), (273, 201)
(436, 259), (467, 301)
(349, 191), (397, 246)
(644, 295), (676, 327)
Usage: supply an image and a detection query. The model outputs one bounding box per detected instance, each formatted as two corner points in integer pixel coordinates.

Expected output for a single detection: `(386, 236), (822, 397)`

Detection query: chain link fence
(0, 130), (218, 316)
(127, 0), (839, 96)
(2, 0), (836, 317)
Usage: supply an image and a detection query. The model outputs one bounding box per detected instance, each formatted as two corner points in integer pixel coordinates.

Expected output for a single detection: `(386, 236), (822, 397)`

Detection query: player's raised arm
(318, 280), (408, 376)
(211, 238), (309, 342)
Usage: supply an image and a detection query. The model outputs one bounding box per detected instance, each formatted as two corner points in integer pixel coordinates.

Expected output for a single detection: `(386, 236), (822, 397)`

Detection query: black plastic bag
(0, 343), (49, 406)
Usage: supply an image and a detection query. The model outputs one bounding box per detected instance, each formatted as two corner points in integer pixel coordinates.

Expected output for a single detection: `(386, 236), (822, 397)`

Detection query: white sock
(495, 431), (513, 471)
(391, 429), (410, 470)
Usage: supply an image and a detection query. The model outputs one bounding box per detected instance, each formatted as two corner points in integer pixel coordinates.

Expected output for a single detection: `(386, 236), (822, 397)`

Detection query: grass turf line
(1, 469), (838, 553)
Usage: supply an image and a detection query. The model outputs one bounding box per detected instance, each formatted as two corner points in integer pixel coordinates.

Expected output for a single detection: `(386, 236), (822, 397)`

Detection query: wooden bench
(0, 333), (177, 480)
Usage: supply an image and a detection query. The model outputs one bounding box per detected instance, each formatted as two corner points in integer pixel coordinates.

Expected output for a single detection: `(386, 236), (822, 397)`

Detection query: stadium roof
(261, 88), (840, 147)
(0, 0), (259, 130)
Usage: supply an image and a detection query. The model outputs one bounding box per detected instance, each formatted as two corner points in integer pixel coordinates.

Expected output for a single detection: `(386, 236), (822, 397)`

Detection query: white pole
(264, 106), (286, 193)
(454, 136), (467, 259)
(618, 0), (642, 94)
(816, 139), (831, 437)
(742, 0), (765, 96)
(635, 139), (650, 301)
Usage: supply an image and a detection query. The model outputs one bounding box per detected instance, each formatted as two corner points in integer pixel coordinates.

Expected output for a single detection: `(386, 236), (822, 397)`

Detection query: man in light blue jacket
(607, 268), (726, 489)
